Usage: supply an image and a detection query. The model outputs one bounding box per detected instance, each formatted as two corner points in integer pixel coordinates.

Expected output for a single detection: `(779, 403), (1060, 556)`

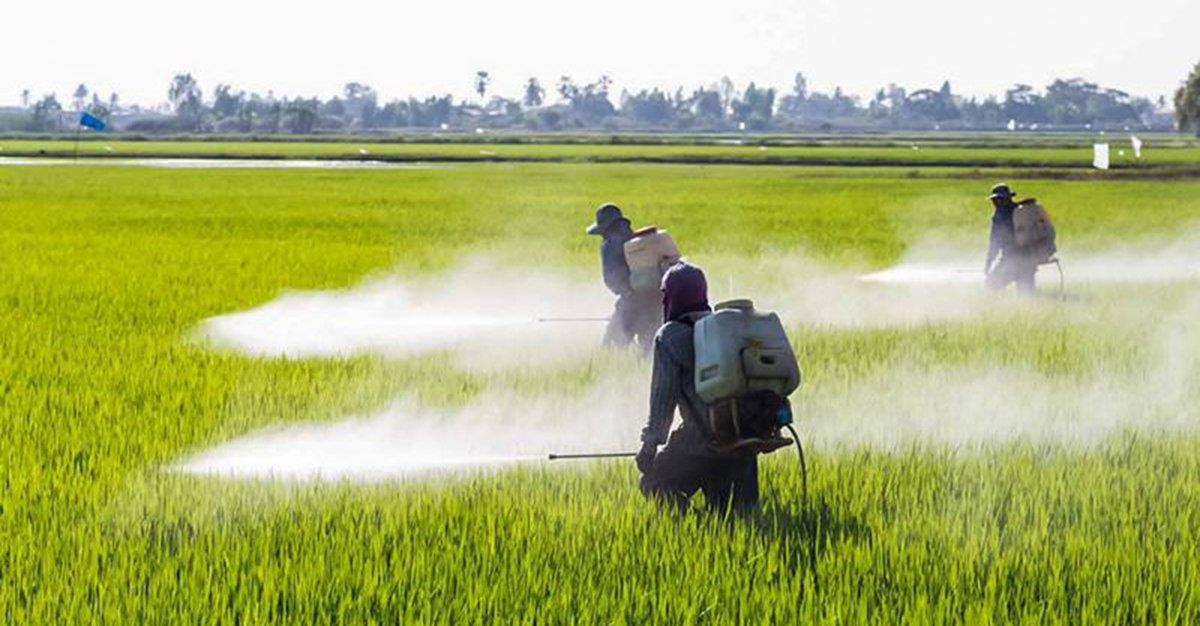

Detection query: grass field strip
(0, 156), (446, 169)
(3, 139), (1199, 169)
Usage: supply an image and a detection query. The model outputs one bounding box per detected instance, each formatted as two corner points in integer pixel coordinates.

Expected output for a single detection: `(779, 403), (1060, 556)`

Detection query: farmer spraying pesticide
(637, 262), (801, 514)
(587, 203), (679, 352)
(984, 183), (1058, 295)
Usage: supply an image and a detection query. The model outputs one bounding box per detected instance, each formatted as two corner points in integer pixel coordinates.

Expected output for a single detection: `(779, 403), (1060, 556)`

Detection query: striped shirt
(641, 313), (712, 450)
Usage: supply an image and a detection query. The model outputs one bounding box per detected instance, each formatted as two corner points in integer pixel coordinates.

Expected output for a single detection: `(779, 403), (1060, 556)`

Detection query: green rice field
(2, 135), (1198, 169)
(4, 151), (1200, 623)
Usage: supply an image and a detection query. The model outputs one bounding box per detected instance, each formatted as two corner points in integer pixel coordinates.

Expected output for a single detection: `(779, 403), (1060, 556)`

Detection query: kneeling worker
(636, 262), (759, 514)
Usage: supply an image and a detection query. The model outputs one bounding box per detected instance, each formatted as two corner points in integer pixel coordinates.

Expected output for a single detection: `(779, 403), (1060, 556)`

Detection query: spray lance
(548, 452), (635, 460)
(546, 402), (808, 502)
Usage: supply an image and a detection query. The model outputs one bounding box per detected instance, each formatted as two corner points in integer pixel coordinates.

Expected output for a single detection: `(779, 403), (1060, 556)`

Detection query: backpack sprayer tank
(693, 299), (801, 455)
(1013, 198), (1065, 299)
(695, 299), (800, 403)
(1013, 198), (1057, 264)
(624, 227), (681, 293)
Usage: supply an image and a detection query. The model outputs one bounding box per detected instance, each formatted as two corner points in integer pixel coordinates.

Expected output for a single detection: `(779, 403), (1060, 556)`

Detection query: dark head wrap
(661, 261), (711, 323)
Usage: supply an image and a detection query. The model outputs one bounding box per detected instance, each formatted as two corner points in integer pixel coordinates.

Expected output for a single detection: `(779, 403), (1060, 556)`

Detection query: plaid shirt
(641, 313), (711, 448)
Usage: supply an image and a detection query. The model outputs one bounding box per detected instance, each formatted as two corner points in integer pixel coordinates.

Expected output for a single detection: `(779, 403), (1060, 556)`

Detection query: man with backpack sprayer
(636, 261), (801, 514)
(984, 183), (1059, 295)
(586, 203), (678, 353)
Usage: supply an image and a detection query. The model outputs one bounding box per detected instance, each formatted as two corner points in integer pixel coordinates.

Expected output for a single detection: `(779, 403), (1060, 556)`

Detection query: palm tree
(72, 84), (89, 112)
(474, 71), (491, 105)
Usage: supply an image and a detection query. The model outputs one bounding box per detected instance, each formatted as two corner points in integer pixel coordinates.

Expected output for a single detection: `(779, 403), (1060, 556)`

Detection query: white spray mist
(179, 240), (1200, 481)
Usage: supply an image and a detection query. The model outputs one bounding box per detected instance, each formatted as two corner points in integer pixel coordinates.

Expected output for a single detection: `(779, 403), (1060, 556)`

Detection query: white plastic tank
(693, 299), (800, 404)
(624, 227), (681, 293)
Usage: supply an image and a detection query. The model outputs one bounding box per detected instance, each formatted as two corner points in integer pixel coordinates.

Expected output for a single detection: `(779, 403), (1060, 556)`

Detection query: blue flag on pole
(79, 111), (106, 131)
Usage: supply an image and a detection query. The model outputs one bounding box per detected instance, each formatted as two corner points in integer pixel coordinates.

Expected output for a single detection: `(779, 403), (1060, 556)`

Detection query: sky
(2, 0), (1196, 108)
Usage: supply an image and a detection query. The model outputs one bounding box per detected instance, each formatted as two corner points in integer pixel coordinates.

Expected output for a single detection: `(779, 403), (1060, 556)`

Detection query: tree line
(11, 64), (1200, 135)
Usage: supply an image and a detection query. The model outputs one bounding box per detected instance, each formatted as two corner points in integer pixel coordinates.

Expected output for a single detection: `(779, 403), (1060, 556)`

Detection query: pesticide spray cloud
(818, 233), (1200, 448)
(179, 255), (1000, 481)
(179, 285), (1200, 480)
(805, 288), (1200, 449)
(859, 234), (1200, 286)
(174, 371), (648, 480)
(181, 237), (1200, 482)
(715, 252), (993, 329)
(198, 260), (615, 371)
(198, 254), (999, 376)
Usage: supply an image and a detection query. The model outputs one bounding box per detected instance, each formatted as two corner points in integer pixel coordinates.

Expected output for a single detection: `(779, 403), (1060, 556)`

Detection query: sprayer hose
(784, 424), (808, 503)
(785, 423), (820, 595)
(1054, 258), (1065, 301)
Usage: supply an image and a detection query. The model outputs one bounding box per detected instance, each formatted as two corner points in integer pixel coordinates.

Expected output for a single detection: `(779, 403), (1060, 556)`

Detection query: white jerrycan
(623, 226), (681, 293)
(693, 299), (800, 404)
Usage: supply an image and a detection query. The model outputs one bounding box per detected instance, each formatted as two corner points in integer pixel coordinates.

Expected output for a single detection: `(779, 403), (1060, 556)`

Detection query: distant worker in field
(586, 203), (678, 352)
(984, 183), (1057, 295)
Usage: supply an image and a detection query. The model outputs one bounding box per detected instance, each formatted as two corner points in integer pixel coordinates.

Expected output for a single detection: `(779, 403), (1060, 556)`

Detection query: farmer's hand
(635, 442), (658, 474)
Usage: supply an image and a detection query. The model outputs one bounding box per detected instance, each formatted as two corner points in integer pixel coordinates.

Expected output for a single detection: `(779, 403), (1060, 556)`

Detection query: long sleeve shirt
(987, 203), (1017, 269)
(600, 221), (634, 296)
(641, 313), (711, 451)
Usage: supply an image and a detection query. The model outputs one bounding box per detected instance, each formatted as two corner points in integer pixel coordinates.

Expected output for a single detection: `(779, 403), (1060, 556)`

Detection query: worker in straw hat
(587, 203), (661, 352)
(984, 183), (1038, 294)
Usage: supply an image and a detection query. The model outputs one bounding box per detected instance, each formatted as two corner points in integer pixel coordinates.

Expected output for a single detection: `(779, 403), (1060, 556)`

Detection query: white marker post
(1131, 135), (1143, 159)
(1093, 143), (1110, 170)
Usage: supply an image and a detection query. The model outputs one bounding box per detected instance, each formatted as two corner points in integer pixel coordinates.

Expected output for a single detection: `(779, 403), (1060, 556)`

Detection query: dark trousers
(603, 290), (661, 353)
(640, 443), (760, 514)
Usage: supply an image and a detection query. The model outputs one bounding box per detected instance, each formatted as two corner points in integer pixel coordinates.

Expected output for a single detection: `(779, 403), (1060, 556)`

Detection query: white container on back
(624, 227), (681, 293)
(693, 299), (800, 404)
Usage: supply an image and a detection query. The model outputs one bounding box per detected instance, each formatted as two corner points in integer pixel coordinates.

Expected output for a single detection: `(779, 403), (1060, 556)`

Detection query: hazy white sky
(2, 0), (1196, 107)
